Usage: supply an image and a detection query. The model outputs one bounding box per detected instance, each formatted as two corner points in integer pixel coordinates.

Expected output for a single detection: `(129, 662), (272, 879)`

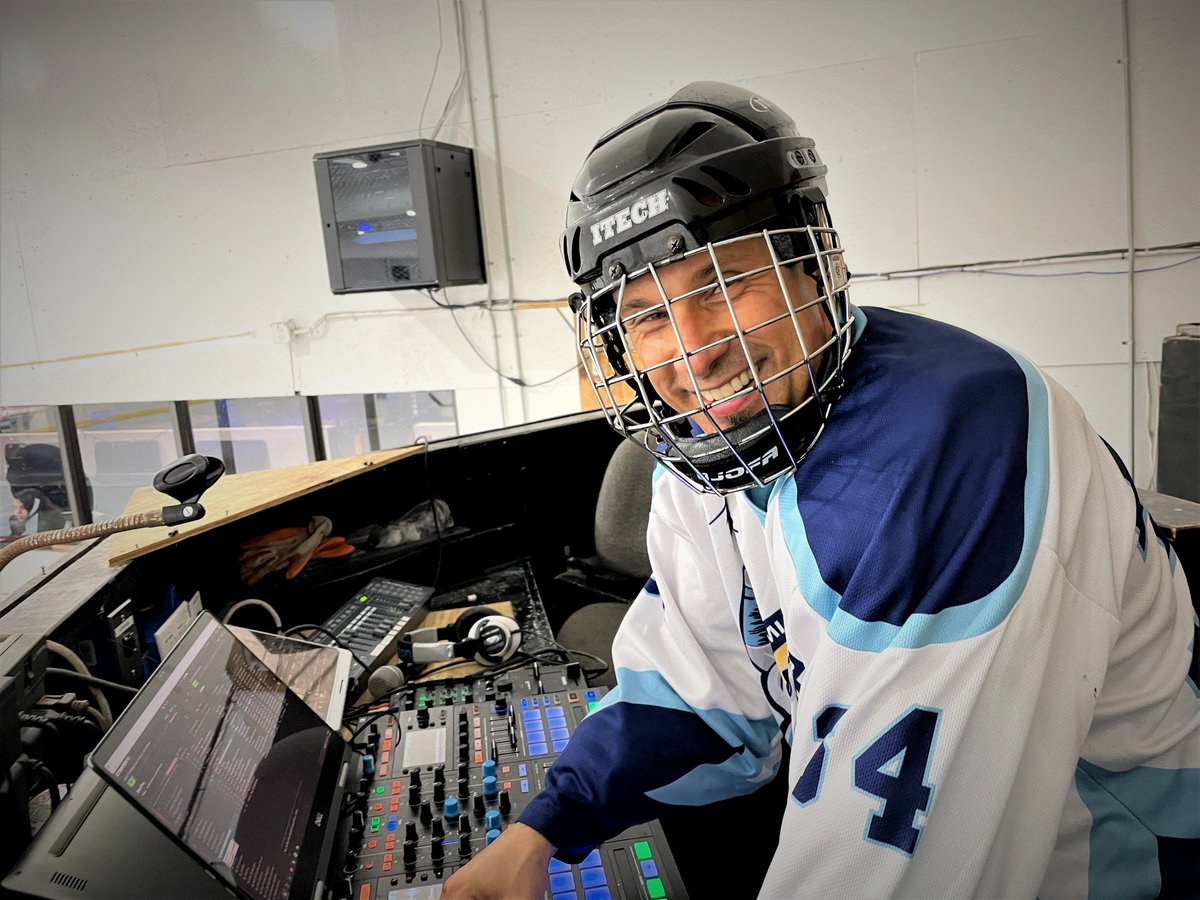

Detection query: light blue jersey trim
(1076, 761), (1200, 899)
(779, 349), (1051, 652)
(646, 744), (778, 806)
(600, 667), (778, 755)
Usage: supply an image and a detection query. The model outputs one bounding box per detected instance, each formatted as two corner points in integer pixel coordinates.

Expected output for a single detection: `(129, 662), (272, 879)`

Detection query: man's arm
(441, 823), (554, 900)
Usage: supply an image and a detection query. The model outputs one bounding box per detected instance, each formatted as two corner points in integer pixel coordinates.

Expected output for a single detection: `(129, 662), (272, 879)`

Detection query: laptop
(228, 626), (352, 729)
(6, 612), (362, 900)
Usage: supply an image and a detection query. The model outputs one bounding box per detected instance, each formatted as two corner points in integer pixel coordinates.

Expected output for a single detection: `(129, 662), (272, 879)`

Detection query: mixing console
(344, 663), (687, 899)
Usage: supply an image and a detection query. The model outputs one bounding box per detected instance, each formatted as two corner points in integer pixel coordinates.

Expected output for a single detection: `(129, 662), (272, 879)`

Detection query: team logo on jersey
(590, 189), (670, 246)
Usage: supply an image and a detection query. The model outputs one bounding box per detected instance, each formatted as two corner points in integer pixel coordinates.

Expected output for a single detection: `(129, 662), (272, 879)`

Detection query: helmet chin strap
(655, 400), (823, 493)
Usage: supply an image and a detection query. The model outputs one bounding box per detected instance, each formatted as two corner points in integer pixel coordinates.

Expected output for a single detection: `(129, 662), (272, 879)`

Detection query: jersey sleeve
(518, 469), (785, 860)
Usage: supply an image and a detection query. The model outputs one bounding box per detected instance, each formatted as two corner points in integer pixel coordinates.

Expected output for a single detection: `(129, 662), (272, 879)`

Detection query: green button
(368, 817), (380, 833)
(359, 595), (368, 602)
(586, 700), (598, 713)
(646, 877), (666, 899)
(375, 785), (385, 794)
(633, 841), (652, 860)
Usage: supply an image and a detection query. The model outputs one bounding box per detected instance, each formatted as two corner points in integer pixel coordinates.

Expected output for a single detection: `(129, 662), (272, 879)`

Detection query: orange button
(473, 739), (482, 750)
(474, 752), (483, 764)
(364, 861), (374, 870)
(382, 860), (392, 872)
(503, 781), (511, 790)
(380, 764), (389, 776)
(389, 799), (399, 812)
(381, 750), (390, 764)
(391, 781), (401, 795)
(501, 766), (511, 775)
(367, 839), (378, 850)
(358, 883), (372, 900)
(373, 802), (383, 811)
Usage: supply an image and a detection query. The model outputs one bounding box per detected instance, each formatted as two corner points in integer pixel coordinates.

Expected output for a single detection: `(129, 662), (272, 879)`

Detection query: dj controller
(343, 662), (687, 899)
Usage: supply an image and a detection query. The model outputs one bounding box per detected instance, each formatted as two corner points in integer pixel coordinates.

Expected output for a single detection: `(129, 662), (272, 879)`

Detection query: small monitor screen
(328, 152), (424, 289)
(91, 614), (346, 900)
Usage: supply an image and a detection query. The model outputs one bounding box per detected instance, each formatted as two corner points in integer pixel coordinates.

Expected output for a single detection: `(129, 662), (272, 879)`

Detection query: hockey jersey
(519, 306), (1199, 898)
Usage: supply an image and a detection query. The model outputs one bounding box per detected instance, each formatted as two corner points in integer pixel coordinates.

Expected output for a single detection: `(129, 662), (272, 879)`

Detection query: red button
(503, 781), (511, 790)
(358, 884), (372, 900)
(391, 781), (401, 795)
(373, 802), (383, 812)
(501, 766), (511, 775)
(367, 839), (378, 850)
(474, 752), (483, 764)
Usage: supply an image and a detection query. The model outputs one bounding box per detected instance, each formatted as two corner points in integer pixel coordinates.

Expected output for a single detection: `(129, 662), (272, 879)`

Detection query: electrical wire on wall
(423, 290), (579, 389)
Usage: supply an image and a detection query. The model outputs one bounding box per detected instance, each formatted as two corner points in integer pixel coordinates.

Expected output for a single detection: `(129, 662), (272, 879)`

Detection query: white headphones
(397, 606), (522, 667)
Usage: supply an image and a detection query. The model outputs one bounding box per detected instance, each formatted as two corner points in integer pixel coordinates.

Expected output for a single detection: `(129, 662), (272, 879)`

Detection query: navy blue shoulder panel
(792, 308), (1031, 626)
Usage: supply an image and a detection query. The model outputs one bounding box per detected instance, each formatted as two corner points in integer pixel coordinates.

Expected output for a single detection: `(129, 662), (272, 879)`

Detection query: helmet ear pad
(454, 606), (522, 665)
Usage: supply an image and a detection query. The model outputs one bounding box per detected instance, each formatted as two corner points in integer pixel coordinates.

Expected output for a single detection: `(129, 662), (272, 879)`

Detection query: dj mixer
(344, 662), (687, 899)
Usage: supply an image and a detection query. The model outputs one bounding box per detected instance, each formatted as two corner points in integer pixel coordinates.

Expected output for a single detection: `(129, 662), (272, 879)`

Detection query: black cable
(33, 762), (61, 808)
(348, 707), (398, 743)
(852, 241), (1200, 280)
(415, 436), (444, 591)
(425, 290), (579, 388)
(45, 667), (137, 696)
(282, 624), (373, 673)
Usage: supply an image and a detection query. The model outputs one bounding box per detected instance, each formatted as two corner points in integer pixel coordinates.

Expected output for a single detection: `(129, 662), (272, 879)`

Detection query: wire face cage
(576, 224), (855, 495)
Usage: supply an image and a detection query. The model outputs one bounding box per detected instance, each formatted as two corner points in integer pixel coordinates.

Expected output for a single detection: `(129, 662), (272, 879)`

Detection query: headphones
(399, 606), (522, 666)
(366, 607), (521, 700)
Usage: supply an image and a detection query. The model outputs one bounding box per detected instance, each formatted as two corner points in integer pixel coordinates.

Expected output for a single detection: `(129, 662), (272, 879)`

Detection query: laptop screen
(90, 612), (350, 900)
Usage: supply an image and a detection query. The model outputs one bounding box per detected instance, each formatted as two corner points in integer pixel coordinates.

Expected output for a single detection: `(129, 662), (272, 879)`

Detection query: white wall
(1, 0), (1196, 485)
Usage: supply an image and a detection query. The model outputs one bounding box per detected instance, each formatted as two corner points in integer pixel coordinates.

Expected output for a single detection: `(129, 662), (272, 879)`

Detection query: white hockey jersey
(519, 307), (1199, 898)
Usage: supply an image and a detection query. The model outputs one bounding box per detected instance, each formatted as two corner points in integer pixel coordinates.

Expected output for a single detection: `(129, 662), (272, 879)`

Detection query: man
(445, 82), (1198, 898)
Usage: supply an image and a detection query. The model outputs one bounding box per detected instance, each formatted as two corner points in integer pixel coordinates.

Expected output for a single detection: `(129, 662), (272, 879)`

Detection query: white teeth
(701, 369), (752, 403)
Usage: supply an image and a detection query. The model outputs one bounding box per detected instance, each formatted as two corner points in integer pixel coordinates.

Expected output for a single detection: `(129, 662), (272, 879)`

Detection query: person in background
(9, 487), (67, 535)
(444, 82), (1198, 899)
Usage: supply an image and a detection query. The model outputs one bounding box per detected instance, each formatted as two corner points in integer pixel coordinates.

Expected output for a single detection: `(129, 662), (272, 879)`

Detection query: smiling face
(615, 236), (834, 434)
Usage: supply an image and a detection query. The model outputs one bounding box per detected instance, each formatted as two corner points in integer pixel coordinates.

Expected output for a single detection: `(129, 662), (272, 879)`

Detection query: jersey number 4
(792, 704), (941, 855)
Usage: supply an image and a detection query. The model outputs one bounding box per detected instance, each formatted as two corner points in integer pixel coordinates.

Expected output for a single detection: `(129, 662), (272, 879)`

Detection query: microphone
(366, 664), (408, 701)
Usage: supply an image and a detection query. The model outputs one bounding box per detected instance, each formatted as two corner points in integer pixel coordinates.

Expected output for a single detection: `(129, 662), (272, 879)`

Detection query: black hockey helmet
(564, 82), (854, 495)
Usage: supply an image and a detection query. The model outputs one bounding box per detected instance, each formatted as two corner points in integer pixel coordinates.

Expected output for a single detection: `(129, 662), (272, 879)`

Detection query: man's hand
(441, 822), (555, 899)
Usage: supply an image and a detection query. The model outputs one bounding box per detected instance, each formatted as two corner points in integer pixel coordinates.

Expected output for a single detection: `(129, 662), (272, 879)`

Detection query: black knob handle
(419, 801), (432, 825)
(408, 785), (421, 807)
(458, 775), (470, 798)
(433, 765), (445, 785)
(432, 820), (444, 840)
(498, 790), (511, 814)
(405, 822), (418, 843)
(433, 782), (445, 804)
(403, 841), (417, 865)
(431, 840), (444, 861)
(459, 834), (472, 858)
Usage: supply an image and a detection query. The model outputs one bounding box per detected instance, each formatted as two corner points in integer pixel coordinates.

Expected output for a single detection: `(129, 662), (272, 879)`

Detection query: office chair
(555, 439), (655, 688)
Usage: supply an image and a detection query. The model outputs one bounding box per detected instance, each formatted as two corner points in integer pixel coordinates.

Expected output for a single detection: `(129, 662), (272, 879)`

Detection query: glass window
(318, 392), (458, 459)
(190, 398), (309, 474)
(376, 391), (457, 448)
(73, 402), (178, 522)
(0, 406), (71, 537)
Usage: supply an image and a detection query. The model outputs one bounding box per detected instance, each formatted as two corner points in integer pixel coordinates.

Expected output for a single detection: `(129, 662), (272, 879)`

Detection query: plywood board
(106, 446), (422, 566)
